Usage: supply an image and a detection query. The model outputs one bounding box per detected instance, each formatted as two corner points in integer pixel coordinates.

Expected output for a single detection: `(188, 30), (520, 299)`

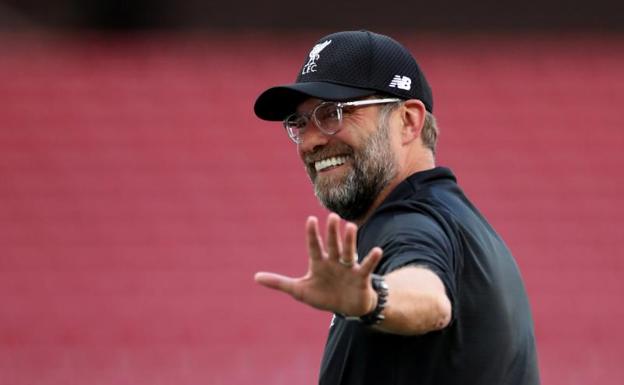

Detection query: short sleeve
(357, 208), (460, 313)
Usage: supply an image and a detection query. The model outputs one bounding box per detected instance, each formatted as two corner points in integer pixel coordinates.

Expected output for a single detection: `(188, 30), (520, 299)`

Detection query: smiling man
(253, 30), (540, 385)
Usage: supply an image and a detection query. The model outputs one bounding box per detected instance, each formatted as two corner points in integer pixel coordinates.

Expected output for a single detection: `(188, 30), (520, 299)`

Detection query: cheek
(345, 114), (374, 135)
(337, 121), (371, 147)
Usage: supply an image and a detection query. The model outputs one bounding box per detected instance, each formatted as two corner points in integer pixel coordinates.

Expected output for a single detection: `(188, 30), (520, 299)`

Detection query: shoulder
(359, 204), (459, 274)
(362, 199), (454, 246)
(366, 167), (463, 240)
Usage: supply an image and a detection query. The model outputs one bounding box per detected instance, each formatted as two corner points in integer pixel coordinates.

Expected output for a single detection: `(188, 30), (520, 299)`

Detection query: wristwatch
(337, 274), (389, 325)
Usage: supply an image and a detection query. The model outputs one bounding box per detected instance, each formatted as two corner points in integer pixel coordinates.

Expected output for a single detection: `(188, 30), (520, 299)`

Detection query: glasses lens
(313, 103), (342, 134)
(284, 114), (306, 143)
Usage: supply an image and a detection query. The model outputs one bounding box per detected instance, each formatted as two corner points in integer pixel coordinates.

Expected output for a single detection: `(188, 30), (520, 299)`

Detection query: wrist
(359, 274), (389, 325)
(336, 274), (389, 325)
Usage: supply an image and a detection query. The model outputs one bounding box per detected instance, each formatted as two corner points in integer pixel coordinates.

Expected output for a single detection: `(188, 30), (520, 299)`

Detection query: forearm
(372, 266), (452, 335)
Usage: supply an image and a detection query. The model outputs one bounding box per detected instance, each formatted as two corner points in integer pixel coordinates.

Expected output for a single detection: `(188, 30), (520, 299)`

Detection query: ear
(399, 99), (427, 145)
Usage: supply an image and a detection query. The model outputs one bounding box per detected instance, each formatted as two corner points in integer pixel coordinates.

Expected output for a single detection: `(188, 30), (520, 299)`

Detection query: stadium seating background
(1, 31), (623, 384)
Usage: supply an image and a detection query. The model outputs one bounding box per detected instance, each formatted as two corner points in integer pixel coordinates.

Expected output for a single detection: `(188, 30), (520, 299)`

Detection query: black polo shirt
(319, 167), (540, 385)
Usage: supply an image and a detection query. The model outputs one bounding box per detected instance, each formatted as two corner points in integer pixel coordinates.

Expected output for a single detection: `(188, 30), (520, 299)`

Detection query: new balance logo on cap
(302, 40), (332, 75)
(389, 75), (412, 91)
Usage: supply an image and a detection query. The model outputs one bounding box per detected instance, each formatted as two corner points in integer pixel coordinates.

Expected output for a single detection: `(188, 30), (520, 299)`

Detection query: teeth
(314, 156), (348, 172)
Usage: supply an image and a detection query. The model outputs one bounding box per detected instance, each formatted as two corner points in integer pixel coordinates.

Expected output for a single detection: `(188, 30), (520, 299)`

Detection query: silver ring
(339, 259), (354, 267)
(338, 253), (357, 267)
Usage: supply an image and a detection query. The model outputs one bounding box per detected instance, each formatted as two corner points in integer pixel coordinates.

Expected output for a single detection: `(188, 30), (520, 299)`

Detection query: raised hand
(254, 213), (384, 317)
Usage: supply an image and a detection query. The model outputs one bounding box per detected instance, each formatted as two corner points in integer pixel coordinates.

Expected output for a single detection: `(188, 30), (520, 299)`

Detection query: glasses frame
(283, 98), (402, 144)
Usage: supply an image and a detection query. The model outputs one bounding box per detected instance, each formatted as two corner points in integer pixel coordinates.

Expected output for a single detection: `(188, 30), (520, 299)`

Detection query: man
(253, 30), (540, 385)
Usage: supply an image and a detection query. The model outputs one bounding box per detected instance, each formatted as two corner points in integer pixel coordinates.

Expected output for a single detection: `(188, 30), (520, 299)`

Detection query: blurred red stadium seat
(0, 32), (623, 385)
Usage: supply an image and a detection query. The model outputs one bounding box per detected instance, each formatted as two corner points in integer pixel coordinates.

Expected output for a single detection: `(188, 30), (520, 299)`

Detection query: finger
(254, 272), (297, 295)
(343, 222), (358, 265)
(326, 213), (343, 260)
(306, 216), (325, 260)
(359, 247), (383, 276)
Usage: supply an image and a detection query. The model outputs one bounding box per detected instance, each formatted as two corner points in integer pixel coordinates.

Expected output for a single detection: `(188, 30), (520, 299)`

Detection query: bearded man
(253, 30), (540, 385)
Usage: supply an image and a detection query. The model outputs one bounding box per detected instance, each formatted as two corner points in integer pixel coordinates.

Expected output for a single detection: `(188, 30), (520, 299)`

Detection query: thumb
(254, 272), (297, 295)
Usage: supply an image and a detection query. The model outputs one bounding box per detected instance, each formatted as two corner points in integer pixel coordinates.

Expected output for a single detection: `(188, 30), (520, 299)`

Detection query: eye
(286, 114), (308, 129)
(294, 116), (308, 128)
(315, 103), (341, 122)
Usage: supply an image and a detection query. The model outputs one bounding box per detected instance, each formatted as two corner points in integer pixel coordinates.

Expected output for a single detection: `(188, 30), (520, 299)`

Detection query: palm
(255, 213), (383, 317)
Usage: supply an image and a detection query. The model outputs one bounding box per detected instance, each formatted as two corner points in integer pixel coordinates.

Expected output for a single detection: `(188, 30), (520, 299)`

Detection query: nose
(298, 121), (330, 154)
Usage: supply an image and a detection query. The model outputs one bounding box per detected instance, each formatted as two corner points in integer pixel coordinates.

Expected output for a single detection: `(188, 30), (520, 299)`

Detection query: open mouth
(314, 155), (350, 172)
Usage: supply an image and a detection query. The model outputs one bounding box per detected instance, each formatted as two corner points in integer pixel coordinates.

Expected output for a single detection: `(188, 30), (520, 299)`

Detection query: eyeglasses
(283, 98), (401, 144)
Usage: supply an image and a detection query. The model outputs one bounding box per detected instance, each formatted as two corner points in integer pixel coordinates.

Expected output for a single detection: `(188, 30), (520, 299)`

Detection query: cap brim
(254, 82), (377, 121)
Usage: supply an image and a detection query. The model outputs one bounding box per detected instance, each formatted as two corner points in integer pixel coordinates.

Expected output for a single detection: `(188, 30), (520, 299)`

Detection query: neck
(354, 154), (435, 226)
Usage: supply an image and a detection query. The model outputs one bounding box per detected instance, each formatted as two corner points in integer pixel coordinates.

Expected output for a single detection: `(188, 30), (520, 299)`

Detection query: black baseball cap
(254, 30), (433, 121)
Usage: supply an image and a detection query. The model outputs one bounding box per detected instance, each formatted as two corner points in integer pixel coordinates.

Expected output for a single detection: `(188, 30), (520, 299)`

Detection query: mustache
(303, 143), (354, 164)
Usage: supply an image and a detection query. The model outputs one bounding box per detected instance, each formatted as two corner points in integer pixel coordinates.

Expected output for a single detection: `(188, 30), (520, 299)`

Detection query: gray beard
(311, 124), (397, 221)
